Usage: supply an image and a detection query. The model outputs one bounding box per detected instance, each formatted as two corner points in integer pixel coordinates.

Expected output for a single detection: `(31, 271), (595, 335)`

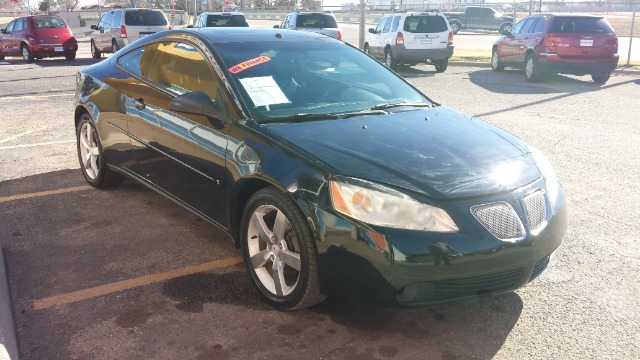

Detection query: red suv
(0, 15), (78, 62)
(491, 14), (619, 83)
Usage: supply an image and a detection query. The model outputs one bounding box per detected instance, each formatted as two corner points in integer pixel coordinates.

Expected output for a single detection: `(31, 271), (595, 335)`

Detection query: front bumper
(536, 53), (618, 75)
(313, 177), (568, 306)
(391, 45), (454, 62)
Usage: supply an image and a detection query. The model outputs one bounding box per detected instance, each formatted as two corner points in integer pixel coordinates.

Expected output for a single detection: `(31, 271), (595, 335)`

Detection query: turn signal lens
(396, 32), (404, 46)
(120, 25), (127, 38)
(544, 33), (556, 54)
(448, 31), (454, 46)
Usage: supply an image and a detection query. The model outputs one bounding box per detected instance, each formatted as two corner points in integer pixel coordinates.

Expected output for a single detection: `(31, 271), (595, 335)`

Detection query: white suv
(365, 11), (453, 72)
(90, 8), (170, 58)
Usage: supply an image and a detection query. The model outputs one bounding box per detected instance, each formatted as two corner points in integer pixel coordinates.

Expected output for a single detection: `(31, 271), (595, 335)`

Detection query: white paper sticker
(239, 76), (290, 107)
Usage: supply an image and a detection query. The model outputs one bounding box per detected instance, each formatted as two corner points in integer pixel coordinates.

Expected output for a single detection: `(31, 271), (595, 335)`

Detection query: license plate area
(421, 39), (432, 44)
(580, 39), (593, 47)
(140, 32), (154, 37)
(54, 46), (63, 52)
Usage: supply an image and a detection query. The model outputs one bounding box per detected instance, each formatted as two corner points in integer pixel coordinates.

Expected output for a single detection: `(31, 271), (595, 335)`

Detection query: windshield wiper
(260, 113), (340, 124)
(370, 102), (433, 111)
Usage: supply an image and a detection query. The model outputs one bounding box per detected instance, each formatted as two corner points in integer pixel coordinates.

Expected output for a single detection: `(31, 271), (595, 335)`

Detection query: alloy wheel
(246, 204), (301, 297)
(79, 122), (100, 180)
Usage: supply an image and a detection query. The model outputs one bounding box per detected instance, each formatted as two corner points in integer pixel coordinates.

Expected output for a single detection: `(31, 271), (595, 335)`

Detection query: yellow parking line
(33, 256), (243, 310)
(0, 185), (92, 203)
(0, 92), (74, 101)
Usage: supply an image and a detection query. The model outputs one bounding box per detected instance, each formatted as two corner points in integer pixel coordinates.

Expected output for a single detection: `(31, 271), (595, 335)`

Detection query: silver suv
(275, 11), (341, 40)
(192, 12), (248, 28)
(365, 11), (453, 72)
(90, 8), (170, 58)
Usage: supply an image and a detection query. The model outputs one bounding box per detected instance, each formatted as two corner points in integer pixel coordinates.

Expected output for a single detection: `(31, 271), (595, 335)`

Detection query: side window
(510, 18), (528, 34)
(145, 42), (220, 101)
(13, 19), (24, 31)
(117, 46), (150, 76)
(374, 17), (387, 34)
(532, 18), (544, 33)
(96, 15), (105, 29)
(391, 16), (401, 32)
(382, 16), (393, 33)
(5, 20), (15, 33)
(525, 19), (539, 34)
(112, 11), (122, 27)
(103, 12), (114, 28)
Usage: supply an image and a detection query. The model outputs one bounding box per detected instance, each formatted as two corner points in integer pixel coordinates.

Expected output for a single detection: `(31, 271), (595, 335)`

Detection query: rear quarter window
(549, 17), (614, 34)
(296, 14), (338, 28)
(206, 15), (247, 27)
(125, 10), (168, 26)
(403, 15), (448, 33)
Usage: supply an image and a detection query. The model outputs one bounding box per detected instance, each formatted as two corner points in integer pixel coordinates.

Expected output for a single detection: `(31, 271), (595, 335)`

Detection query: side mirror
(368, 28), (374, 34)
(0, 29), (5, 34)
(273, 25), (280, 29)
(90, 25), (97, 30)
(169, 91), (228, 123)
(500, 28), (511, 36)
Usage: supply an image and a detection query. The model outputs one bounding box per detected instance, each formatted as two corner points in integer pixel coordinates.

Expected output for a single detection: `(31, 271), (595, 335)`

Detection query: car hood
(265, 106), (541, 200)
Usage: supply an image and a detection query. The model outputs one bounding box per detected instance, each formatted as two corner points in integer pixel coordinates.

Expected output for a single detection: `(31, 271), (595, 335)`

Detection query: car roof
(189, 27), (335, 44)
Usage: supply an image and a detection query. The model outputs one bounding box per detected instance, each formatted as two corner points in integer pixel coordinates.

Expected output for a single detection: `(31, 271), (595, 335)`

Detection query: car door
(500, 18), (530, 64)
(116, 39), (234, 226)
(0, 20), (17, 56)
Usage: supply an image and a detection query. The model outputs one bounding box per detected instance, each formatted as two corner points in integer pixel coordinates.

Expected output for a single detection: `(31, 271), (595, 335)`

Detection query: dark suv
(491, 14), (619, 83)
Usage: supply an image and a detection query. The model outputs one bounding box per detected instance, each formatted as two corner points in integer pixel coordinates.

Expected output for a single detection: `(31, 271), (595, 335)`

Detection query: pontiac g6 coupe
(74, 28), (567, 309)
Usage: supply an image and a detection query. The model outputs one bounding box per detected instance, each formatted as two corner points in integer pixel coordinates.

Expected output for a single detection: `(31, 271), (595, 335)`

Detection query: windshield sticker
(239, 76), (290, 107)
(229, 56), (271, 74)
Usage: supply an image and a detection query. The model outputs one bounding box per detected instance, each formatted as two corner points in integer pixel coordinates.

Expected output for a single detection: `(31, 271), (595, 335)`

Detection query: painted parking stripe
(33, 256), (243, 310)
(0, 125), (48, 144)
(0, 139), (75, 150)
(0, 185), (92, 204)
(0, 92), (74, 101)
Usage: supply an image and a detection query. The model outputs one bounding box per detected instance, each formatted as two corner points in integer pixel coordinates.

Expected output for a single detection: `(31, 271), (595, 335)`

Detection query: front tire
(76, 113), (124, 188)
(363, 43), (370, 55)
(112, 39), (119, 53)
(492, 48), (505, 71)
(591, 72), (611, 84)
(241, 187), (325, 310)
(0, 53), (5, 60)
(450, 21), (461, 34)
(91, 40), (101, 59)
(21, 44), (34, 63)
(499, 23), (512, 34)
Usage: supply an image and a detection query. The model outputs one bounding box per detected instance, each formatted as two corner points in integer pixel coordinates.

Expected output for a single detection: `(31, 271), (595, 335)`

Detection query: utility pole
(359, 0), (365, 49)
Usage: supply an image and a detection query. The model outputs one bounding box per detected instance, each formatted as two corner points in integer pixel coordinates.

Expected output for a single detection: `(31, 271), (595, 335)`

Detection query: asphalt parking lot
(1, 42), (639, 360)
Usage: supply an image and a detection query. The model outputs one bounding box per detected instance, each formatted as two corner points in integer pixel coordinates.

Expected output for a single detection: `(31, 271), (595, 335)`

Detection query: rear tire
(363, 43), (370, 55)
(450, 21), (461, 34)
(591, 72), (611, 84)
(499, 23), (513, 34)
(385, 49), (397, 70)
(65, 52), (76, 60)
(241, 187), (325, 310)
(0, 53), (4, 60)
(492, 48), (505, 71)
(21, 44), (34, 63)
(91, 40), (101, 59)
(525, 53), (539, 82)
(112, 39), (119, 53)
(434, 59), (448, 73)
(76, 113), (124, 188)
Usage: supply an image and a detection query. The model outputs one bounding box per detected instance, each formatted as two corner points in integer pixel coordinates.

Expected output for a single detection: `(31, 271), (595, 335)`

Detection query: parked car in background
(364, 11), (453, 72)
(90, 8), (170, 58)
(444, 6), (514, 34)
(192, 12), (249, 28)
(0, 15), (77, 62)
(491, 14), (619, 83)
(274, 11), (341, 40)
(74, 27), (567, 310)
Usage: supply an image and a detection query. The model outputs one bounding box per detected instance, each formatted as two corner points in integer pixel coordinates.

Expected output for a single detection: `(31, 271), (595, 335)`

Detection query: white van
(90, 8), (170, 58)
(365, 11), (454, 72)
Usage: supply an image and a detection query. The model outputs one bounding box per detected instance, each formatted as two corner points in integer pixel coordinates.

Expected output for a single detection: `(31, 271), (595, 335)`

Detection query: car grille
(471, 202), (525, 241)
(433, 268), (526, 295)
(529, 254), (551, 282)
(471, 188), (549, 240)
(523, 189), (547, 234)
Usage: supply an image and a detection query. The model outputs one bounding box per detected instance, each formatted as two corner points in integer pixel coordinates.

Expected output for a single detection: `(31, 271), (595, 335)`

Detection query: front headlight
(330, 180), (459, 232)
(529, 146), (560, 207)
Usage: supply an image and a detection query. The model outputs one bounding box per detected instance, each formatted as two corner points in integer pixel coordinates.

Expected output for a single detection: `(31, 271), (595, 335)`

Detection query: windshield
(296, 14), (338, 28)
(125, 10), (167, 26)
(34, 16), (67, 29)
(549, 17), (614, 34)
(206, 15), (248, 27)
(215, 39), (431, 123)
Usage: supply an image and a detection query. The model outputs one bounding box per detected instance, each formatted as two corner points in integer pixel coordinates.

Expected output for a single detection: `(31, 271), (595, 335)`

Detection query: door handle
(133, 98), (145, 110)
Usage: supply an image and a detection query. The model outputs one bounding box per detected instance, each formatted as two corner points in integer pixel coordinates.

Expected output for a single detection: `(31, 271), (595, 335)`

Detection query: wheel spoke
(272, 210), (288, 241)
(271, 260), (285, 296)
(91, 146), (100, 156)
(84, 153), (91, 168)
(80, 133), (90, 150)
(90, 154), (98, 174)
(250, 212), (273, 244)
(280, 249), (301, 271)
(250, 249), (272, 269)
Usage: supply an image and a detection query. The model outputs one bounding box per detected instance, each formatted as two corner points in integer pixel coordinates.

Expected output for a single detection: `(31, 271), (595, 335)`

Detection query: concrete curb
(0, 244), (18, 360)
